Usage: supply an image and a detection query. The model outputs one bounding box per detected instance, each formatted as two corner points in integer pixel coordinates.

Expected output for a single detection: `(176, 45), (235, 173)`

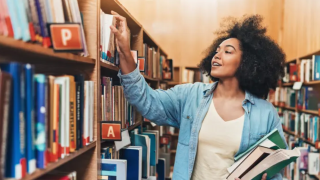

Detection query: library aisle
(0, 0), (320, 180)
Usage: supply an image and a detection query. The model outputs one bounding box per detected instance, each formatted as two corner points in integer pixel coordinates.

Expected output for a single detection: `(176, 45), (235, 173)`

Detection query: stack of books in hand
(226, 129), (300, 180)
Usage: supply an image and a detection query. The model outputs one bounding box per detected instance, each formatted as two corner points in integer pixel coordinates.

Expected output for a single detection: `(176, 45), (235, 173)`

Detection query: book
(100, 159), (127, 180)
(47, 76), (55, 162)
(312, 55), (320, 81)
(6, 0), (22, 40)
(35, 0), (51, 47)
(24, 64), (36, 174)
(0, 63), (25, 179)
(74, 74), (84, 149)
(0, 0), (14, 37)
(240, 148), (300, 180)
(157, 158), (166, 180)
(0, 71), (11, 180)
(34, 74), (47, 169)
(308, 152), (320, 175)
(234, 128), (287, 162)
(119, 146), (142, 180)
(134, 134), (150, 179)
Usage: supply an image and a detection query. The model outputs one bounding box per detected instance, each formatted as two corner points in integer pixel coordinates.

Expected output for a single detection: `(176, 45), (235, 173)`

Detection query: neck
(214, 77), (245, 99)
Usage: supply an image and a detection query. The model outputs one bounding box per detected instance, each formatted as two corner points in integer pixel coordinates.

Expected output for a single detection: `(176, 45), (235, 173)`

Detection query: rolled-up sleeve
(118, 67), (183, 128)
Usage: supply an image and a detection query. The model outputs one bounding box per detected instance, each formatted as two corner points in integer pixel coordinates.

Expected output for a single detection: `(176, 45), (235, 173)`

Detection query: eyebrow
(217, 45), (237, 52)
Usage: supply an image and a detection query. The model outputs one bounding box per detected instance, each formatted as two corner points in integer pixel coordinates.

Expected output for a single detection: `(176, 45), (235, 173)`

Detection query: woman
(110, 12), (287, 180)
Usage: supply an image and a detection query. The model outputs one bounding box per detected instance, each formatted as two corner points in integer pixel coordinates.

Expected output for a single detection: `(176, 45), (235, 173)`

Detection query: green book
(234, 129), (287, 162)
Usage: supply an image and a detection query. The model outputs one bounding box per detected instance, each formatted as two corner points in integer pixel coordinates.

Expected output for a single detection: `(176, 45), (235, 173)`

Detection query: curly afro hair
(199, 15), (285, 99)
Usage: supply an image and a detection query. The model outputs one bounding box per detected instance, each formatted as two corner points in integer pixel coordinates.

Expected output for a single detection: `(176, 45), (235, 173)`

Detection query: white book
(89, 81), (94, 142)
(43, 0), (54, 22)
(309, 153), (320, 175)
(100, 10), (104, 61)
(84, 81), (90, 145)
(69, 0), (89, 56)
(65, 77), (70, 155)
(115, 130), (131, 151)
(146, 130), (160, 163)
(54, 77), (67, 158)
(182, 69), (188, 83)
(100, 159), (127, 180)
(52, 0), (65, 22)
(103, 14), (115, 62)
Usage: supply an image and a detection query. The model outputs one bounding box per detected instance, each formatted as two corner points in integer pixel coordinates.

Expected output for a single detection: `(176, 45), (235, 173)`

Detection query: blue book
(34, 0), (51, 47)
(134, 134), (150, 179)
(119, 146), (142, 180)
(142, 133), (156, 166)
(312, 55), (320, 81)
(34, 74), (47, 168)
(156, 158), (166, 180)
(14, 0), (31, 41)
(100, 159), (127, 180)
(0, 63), (25, 179)
(24, 64), (36, 174)
(6, 0), (22, 39)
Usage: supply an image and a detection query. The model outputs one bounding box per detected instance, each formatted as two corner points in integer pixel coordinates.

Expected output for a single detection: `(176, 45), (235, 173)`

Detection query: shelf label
(160, 137), (169, 145)
(101, 121), (122, 141)
(48, 23), (84, 52)
(293, 82), (303, 90)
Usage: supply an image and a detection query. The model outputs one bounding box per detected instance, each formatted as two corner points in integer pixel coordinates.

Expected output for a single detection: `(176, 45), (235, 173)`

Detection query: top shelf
(0, 36), (95, 64)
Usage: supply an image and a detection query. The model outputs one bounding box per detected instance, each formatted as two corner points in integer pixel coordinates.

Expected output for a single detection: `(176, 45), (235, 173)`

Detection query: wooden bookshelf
(0, 36), (95, 64)
(170, 150), (177, 154)
(128, 121), (143, 131)
(282, 82), (294, 87)
(275, 105), (296, 111)
(299, 109), (319, 115)
(21, 142), (96, 180)
(283, 129), (316, 147)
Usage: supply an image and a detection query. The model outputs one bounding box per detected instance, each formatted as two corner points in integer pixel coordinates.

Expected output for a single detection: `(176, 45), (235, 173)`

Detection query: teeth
(213, 62), (220, 66)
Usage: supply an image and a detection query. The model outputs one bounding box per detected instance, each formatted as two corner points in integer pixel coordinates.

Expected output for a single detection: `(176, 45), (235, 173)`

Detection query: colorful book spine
(0, 63), (25, 179)
(14, 0), (31, 41)
(23, 0), (36, 41)
(24, 64), (36, 174)
(34, 74), (47, 169)
(34, 0), (51, 47)
(0, 0), (14, 37)
(52, 83), (60, 161)
(69, 77), (76, 152)
(6, 0), (22, 39)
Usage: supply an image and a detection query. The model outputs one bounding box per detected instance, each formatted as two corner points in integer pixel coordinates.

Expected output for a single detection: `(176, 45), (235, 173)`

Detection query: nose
(214, 51), (221, 60)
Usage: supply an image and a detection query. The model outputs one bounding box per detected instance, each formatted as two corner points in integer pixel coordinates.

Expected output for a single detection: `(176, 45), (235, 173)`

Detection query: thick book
(240, 148), (300, 180)
(312, 55), (320, 81)
(24, 64), (36, 174)
(157, 158), (166, 180)
(6, 0), (22, 39)
(0, 63), (25, 179)
(14, 0), (31, 41)
(119, 146), (142, 180)
(0, 71), (11, 180)
(34, 74), (47, 169)
(134, 134), (150, 179)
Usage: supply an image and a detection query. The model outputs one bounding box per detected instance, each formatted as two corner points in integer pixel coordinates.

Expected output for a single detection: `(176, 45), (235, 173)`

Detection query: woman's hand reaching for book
(110, 11), (136, 74)
(235, 173), (267, 180)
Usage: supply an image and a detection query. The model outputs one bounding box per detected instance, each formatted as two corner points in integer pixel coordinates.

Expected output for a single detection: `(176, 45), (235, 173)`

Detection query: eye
(225, 51), (231, 54)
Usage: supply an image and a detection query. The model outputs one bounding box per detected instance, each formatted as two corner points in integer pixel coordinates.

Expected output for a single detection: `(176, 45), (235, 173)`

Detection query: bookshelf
(0, 0), (176, 179)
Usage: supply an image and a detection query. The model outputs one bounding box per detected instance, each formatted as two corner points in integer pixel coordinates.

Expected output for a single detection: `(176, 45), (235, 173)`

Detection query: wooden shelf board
(299, 50), (320, 59)
(299, 109), (319, 115)
(283, 129), (315, 146)
(303, 81), (320, 85)
(276, 106), (296, 111)
(143, 74), (160, 82)
(159, 48), (168, 57)
(101, 0), (142, 34)
(172, 133), (179, 137)
(0, 36), (95, 64)
(21, 142), (96, 180)
(286, 59), (297, 63)
(167, 81), (180, 86)
(282, 82), (294, 87)
(185, 66), (199, 70)
(100, 60), (119, 72)
(170, 150), (177, 153)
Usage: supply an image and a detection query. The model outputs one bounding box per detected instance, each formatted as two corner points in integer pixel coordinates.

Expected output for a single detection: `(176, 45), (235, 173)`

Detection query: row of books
(0, 62), (94, 179)
(99, 128), (168, 180)
(284, 55), (320, 83)
(39, 170), (77, 180)
(182, 69), (211, 84)
(283, 134), (320, 180)
(279, 110), (319, 143)
(297, 86), (320, 111)
(100, 76), (142, 128)
(0, 0), (88, 55)
(268, 87), (296, 107)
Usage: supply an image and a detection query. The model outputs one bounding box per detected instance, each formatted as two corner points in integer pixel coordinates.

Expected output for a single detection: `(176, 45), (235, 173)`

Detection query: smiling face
(210, 38), (243, 80)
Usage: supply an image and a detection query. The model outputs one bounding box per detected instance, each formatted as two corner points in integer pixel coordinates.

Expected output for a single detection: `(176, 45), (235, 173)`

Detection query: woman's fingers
(110, 25), (121, 38)
(261, 173), (267, 180)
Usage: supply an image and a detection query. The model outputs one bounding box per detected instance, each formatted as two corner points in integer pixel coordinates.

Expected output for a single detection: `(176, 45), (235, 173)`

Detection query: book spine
(75, 81), (81, 150)
(52, 83), (59, 162)
(24, 64), (36, 174)
(6, 0), (22, 39)
(23, 0), (36, 41)
(34, 74), (47, 169)
(0, 73), (11, 179)
(35, 0), (51, 47)
(14, 0), (31, 41)
(69, 79), (76, 152)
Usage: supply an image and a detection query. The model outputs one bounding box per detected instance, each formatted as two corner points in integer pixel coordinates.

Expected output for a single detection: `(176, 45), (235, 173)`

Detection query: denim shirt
(118, 67), (287, 180)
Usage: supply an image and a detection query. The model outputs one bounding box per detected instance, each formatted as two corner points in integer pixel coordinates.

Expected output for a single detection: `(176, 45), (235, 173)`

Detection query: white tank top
(191, 100), (245, 180)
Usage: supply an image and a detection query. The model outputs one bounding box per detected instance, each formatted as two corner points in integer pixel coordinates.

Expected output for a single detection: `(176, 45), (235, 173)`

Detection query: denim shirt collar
(203, 81), (255, 104)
